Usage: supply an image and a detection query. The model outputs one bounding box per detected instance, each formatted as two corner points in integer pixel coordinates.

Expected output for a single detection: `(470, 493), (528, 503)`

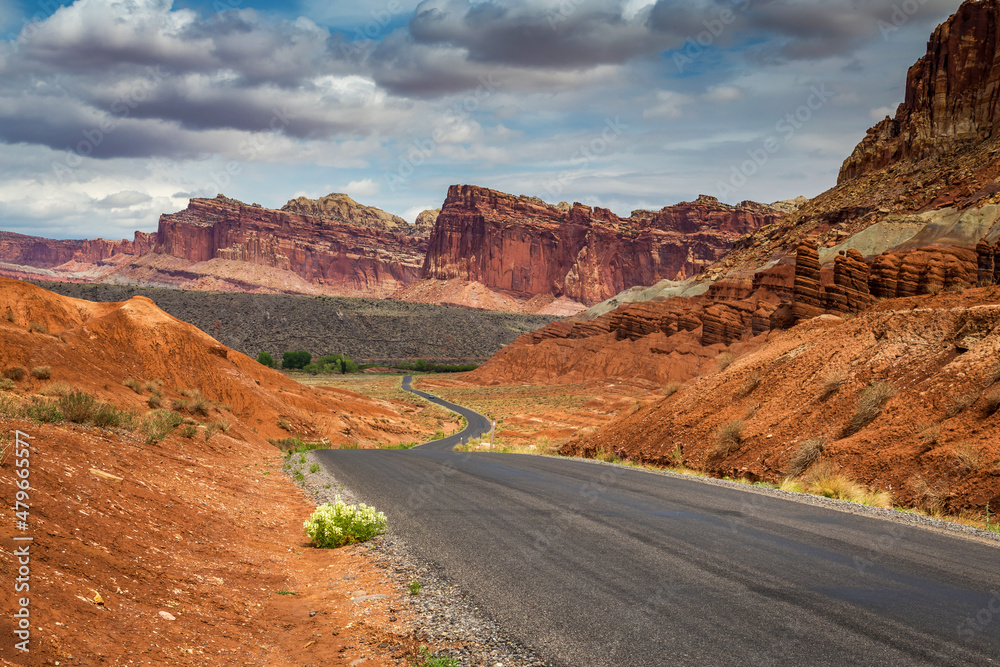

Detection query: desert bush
(303, 362), (321, 375)
(786, 438), (825, 478)
(180, 425), (197, 438)
(944, 391), (977, 418)
(661, 382), (681, 398)
(143, 379), (162, 392)
(818, 370), (845, 401)
(148, 392), (162, 408)
(278, 418), (292, 431)
(953, 445), (982, 474)
(282, 350), (312, 370)
(39, 381), (72, 397)
(843, 381), (895, 436)
(30, 366), (51, 380)
(3, 309), (13, 322)
(915, 423), (941, 453)
(257, 351), (274, 368)
(143, 409), (184, 443)
(189, 394), (212, 416)
(982, 387), (1000, 417)
(3, 367), (26, 382)
(123, 377), (142, 393)
(303, 496), (387, 548)
(58, 392), (97, 423)
(912, 476), (949, 514)
(171, 398), (191, 412)
(25, 401), (63, 423)
(716, 353), (736, 371)
(204, 419), (230, 441)
(27, 321), (47, 334)
(710, 419), (744, 458)
(0, 378), (14, 391)
(594, 448), (623, 464)
(737, 371), (763, 398)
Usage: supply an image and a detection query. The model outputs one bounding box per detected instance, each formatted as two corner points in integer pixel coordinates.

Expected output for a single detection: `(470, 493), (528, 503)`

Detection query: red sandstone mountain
(421, 185), (782, 306)
(0, 188), (783, 312)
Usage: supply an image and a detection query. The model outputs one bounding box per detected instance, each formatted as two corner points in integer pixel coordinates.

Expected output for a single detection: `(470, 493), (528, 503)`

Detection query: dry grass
(710, 419), (744, 458)
(716, 353), (736, 371)
(786, 438), (825, 478)
(944, 391), (977, 419)
(818, 370), (845, 401)
(27, 321), (48, 334)
(661, 382), (681, 398)
(123, 377), (143, 393)
(737, 371), (763, 398)
(39, 381), (73, 397)
(952, 445), (982, 475)
(148, 392), (162, 409)
(3, 367), (26, 382)
(30, 366), (51, 380)
(802, 462), (892, 508)
(915, 423), (941, 453)
(843, 381), (895, 436)
(911, 476), (949, 514)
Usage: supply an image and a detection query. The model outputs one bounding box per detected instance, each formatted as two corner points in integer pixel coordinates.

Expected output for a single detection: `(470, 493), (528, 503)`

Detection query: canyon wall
(422, 185), (783, 305)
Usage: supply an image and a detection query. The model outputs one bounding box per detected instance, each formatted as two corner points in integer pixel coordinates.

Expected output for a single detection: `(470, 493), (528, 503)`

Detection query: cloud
(97, 190), (153, 208)
(702, 85), (743, 103)
(643, 90), (694, 119)
(343, 178), (380, 198)
(870, 105), (895, 120)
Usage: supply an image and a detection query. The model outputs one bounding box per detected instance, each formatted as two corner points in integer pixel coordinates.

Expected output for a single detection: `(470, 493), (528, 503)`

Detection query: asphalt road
(315, 377), (1000, 666)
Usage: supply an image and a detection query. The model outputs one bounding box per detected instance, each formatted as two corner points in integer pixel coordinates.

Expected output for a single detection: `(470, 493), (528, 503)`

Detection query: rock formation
(839, 0), (1000, 183)
(280, 193), (423, 235)
(414, 209), (440, 235)
(422, 185), (783, 306)
(0, 230), (156, 269)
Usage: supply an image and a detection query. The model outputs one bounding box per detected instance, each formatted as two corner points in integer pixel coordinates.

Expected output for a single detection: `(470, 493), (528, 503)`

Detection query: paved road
(400, 375), (493, 451)
(315, 377), (1000, 666)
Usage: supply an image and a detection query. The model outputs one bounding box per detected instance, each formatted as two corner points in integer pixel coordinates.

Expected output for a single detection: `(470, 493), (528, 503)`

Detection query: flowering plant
(303, 496), (387, 548)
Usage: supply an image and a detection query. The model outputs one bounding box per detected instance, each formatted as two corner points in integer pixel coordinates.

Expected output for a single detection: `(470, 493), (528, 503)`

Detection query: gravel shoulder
(284, 450), (550, 667)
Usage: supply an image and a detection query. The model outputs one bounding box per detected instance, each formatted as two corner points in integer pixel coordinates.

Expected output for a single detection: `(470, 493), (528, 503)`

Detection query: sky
(0, 0), (963, 240)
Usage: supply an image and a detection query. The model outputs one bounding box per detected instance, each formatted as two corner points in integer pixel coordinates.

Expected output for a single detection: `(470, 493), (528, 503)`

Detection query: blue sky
(0, 0), (962, 239)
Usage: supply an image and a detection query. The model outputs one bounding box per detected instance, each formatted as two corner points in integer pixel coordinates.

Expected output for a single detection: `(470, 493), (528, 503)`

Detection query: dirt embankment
(561, 288), (1000, 513)
(0, 277), (456, 665)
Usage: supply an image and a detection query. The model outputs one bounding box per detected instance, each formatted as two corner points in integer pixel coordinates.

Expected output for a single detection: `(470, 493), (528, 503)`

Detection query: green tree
(257, 351), (274, 367)
(282, 350), (312, 369)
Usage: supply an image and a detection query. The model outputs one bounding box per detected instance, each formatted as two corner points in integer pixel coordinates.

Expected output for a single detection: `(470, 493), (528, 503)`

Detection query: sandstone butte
(463, 0), (1000, 514)
(0, 277), (464, 665)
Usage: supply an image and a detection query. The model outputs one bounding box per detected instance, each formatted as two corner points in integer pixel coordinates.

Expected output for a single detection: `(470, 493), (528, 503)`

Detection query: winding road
(314, 376), (1000, 666)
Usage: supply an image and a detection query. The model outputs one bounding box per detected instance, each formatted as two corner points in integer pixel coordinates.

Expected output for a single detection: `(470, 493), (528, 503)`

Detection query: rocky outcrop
(154, 196), (428, 297)
(839, 0), (1000, 182)
(280, 193), (416, 234)
(869, 246), (978, 298)
(0, 231), (156, 268)
(824, 249), (875, 315)
(792, 239), (824, 321)
(422, 185), (783, 306)
(414, 209), (439, 235)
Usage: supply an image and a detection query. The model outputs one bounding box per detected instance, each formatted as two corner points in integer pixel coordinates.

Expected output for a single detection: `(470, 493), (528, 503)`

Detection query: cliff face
(153, 196), (428, 297)
(0, 231), (155, 268)
(839, 0), (1000, 183)
(422, 185), (782, 305)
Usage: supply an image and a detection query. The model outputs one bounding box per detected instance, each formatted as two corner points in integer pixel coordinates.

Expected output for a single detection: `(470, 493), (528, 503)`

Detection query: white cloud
(643, 91), (695, 119)
(702, 86), (745, 103)
(870, 105), (895, 120)
(344, 178), (380, 198)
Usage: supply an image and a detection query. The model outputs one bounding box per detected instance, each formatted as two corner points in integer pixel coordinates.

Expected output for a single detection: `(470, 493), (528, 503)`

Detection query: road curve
(400, 374), (492, 452)
(315, 378), (1000, 666)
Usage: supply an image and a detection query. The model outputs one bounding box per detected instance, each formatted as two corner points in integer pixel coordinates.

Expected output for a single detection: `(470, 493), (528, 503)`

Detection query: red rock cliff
(839, 0), (1000, 182)
(421, 185), (782, 305)
(154, 196), (428, 297)
(0, 230), (155, 268)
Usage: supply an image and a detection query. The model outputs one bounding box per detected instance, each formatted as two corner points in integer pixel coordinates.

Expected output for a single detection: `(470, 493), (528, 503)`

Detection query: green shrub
(30, 366), (51, 380)
(25, 402), (63, 423)
(282, 350), (312, 369)
(257, 351), (274, 368)
(148, 392), (162, 408)
(303, 362), (321, 375)
(309, 463), (321, 473)
(143, 409), (184, 443)
(59, 392), (97, 423)
(844, 381), (895, 436)
(408, 580), (423, 595)
(180, 425), (197, 438)
(303, 496), (387, 548)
